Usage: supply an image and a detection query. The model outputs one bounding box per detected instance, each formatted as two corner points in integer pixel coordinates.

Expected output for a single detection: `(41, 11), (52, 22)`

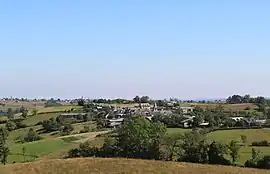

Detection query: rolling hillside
(0, 157), (269, 174)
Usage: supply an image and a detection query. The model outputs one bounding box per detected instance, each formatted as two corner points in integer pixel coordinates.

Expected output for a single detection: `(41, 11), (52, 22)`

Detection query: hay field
(0, 157), (268, 174)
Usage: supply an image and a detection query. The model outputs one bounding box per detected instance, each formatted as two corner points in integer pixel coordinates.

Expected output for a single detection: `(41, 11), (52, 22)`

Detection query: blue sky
(0, 0), (270, 99)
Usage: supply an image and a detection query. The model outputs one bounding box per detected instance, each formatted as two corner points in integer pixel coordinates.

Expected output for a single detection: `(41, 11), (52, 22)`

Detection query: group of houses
(105, 104), (195, 128)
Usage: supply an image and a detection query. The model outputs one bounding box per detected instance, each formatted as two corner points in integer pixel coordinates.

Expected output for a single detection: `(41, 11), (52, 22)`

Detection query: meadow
(166, 128), (270, 165)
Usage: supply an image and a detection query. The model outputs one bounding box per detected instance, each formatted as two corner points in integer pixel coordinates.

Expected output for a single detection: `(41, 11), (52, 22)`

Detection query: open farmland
(8, 139), (71, 163)
(167, 128), (270, 165)
(191, 103), (258, 111)
(0, 157), (268, 174)
(35, 106), (82, 114)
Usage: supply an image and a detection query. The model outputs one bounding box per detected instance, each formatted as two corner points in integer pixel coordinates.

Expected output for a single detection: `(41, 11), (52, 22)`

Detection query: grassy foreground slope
(1, 158), (269, 174)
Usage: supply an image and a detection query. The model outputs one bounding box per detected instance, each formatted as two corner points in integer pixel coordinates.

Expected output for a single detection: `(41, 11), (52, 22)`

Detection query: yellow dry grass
(191, 103), (257, 111)
(0, 157), (269, 174)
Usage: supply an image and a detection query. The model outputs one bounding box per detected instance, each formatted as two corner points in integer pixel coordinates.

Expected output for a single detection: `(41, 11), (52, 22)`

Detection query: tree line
(226, 94), (270, 105)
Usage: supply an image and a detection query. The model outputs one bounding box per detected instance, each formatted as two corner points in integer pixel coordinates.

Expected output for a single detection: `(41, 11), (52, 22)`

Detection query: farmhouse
(59, 113), (87, 119)
(180, 106), (194, 114)
(106, 118), (124, 128)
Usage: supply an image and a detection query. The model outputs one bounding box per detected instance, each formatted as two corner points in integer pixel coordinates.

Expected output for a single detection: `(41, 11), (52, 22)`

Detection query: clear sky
(0, 0), (270, 100)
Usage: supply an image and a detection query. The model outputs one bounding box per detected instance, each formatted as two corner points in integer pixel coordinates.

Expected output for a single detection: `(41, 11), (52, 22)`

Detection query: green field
(22, 113), (61, 126)
(35, 106), (82, 114)
(207, 129), (270, 144)
(72, 121), (96, 133)
(165, 128), (270, 165)
(166, 128), (191, 135)
(8, 139), (71, 163)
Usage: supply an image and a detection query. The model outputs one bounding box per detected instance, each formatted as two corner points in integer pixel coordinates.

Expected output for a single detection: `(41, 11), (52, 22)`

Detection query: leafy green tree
(0, 128), (9, 165)
(241, 135), (248, 146)
(215, 104), (224, 113)
(24, 128), (42, 142)
(140, 96), (150, 103)
(208, 141), (231, 165)
(7, 108), (14, 120)
(62, 124), (74, 134)
(77, 99), (85, 106)
(0, 147), (9, 165)
(192, 114), (204, 128)
(116, 116), (166, 160)
(133, 96), (141, 103)
(256, 155), (270, 169)
(21, 109), (28, 119)
(31, 109), (38, 116)
(5, 121), (16, 131)
(266, 109), (270, 120)
(161, 133), (183, 161)
(228, 140), (241, 164)
(252, 148), (260, 161)
(180, 130), (209, 163)
(42, 118), (61, 132)
(22, 146), (26, 162)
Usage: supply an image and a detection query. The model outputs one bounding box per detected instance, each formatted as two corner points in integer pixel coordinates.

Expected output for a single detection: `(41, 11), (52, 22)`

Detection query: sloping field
(191, 103), (257, 111)
(0, 158), (268, 174)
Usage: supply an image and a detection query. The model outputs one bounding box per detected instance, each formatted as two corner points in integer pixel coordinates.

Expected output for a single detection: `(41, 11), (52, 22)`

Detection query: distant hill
(0, 158), (268, 174)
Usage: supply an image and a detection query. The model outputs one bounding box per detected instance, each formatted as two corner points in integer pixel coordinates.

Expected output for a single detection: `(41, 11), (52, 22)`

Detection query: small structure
(180, 106), (194, 114)
(230, 117), (244, 121)
(106, 118), (124, 128)
(59, 113), (87, 119)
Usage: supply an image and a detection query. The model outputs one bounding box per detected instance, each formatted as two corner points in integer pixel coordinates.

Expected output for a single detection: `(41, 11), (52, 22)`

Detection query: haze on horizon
(1, 0), (270, 100)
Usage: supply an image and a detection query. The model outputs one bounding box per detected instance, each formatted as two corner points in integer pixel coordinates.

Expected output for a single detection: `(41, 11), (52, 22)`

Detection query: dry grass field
(0, 157), (269, 174)
(191, 103), (258, 111)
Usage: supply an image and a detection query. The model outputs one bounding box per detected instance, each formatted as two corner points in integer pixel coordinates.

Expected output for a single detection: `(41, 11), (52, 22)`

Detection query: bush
(35, 121), (43, 126)
(62, 136), (80, 143)
(6, 121), (17, 131)
(257, 155), (270, 169)
(15, 121), (27, 129)
(244, 106), (251, 110)
(252, 140), (269, 147)
(245, 159), (258, 168)
(45, 100), (62, 107)
(24, 128), (42, 142)
(79, 126), (93, 133)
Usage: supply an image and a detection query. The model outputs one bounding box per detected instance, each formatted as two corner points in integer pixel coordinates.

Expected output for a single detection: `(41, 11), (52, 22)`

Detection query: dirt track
(58, 130), (110, 143)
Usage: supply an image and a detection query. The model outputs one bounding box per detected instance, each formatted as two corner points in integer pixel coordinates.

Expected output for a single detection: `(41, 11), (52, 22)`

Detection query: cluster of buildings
(105, 104), (195, 128)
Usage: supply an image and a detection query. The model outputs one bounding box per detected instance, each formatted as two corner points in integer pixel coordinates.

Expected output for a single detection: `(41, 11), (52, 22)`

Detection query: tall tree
(7, 108), (14, 120)
(133, 96), (141, 103)
(116, 116), (166, 160)
(228, 140), (241, 164)
(31, 109), (38, 116)
(241, 135), (248, 146)
(180, 130), (209, 163)
(161, 133), (183, 161)
(0, 128), (9, 165)
(208, 141), (230, 165)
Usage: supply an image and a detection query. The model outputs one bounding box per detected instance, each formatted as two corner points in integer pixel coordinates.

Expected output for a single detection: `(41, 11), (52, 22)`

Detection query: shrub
(6, 121), (17, 131)
(257, 155), (270, 169)
(244, 106), (251, 110)
(15, 121), (27, 129)
(24, 128), (42, 142)
(252, 140), (269, 147)
(62, 136), (80, 143)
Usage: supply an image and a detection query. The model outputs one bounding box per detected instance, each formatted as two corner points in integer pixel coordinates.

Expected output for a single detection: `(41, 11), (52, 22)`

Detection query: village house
(180, 106), (194, 114)
(59, 113), (87, 119)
